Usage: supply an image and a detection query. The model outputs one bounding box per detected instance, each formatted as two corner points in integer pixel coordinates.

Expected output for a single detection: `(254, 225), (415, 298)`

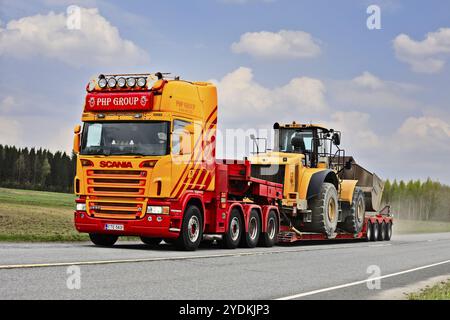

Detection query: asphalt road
(0, 233), (449, 300)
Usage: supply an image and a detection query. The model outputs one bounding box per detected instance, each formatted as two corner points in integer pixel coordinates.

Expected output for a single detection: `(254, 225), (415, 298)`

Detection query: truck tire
(339, 187), (365, 234)
(305, 182), (339, 237)
(220, 208), (243, 249)
(365, 221), (372, 242)
(384, 222), (392, 241)
(259, 210), (278, 247)
(89, 233), (118, 247)
(241, 209), (261, 248)
(140, 237), (162, 246)
(378, 222), (386, 241)
(370, 221), (379, 241)
(175, 205), (203, 251)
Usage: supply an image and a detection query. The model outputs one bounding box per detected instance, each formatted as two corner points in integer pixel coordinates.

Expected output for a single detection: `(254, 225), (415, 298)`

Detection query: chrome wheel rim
(267, 217), (276, 239)
(230, 217), (240, 241)
(248, 216), (258, 240)
(188, 216), (200, 243)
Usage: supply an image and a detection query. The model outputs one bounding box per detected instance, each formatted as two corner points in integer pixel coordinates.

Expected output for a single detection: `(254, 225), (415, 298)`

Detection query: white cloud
(330, 71), (421, 110)
(0, 7), (149, 68)
(393, 28), (450, 73)
(231, 30), (321, 59)
(213, 67), (327, 128)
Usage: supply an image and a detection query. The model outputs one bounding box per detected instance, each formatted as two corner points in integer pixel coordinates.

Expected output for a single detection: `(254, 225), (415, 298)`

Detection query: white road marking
(276, 259), (450, 300)
(0, 242), (391, 270)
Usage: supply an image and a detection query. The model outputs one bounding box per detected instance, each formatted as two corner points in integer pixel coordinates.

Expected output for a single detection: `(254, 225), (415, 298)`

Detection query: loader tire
(305, 183), (339, 237)
(338, 188), (365, 234)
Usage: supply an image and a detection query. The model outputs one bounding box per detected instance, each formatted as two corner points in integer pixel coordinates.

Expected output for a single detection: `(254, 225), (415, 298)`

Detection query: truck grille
(86, 169), (147, 196)
(86, 197), (146, 220)
(251, 165), (285, 185)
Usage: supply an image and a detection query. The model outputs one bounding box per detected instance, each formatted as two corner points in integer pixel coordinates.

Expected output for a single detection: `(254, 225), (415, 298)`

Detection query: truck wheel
(306, 183), (339, 237)
(339, 188), (365, 234)
(378, 222), (386, 241)
(241, 210), (261, 248)
(140, 237), (162, 246)
(384, 222), (392, 241)
(175, 205), (203, 251)
(370, 221), (379, 241)
(259, 210), (278, 247)
(89, 233), (118, 247)
(365, 221), (372, 242)
(220, 208), (243, 249)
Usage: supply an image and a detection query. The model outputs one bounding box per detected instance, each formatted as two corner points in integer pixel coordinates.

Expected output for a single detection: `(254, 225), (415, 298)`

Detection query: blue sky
(1, 0), (450, 183)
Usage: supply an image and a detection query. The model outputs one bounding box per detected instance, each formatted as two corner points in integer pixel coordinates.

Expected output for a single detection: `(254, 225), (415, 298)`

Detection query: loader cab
(274, 122), (337, 169)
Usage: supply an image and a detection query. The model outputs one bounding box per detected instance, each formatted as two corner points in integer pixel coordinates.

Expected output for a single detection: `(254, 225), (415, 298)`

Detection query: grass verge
(408, 280), (450, 300)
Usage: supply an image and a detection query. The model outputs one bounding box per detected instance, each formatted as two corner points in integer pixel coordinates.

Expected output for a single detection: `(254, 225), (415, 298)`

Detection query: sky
(0, 0), (449, 183)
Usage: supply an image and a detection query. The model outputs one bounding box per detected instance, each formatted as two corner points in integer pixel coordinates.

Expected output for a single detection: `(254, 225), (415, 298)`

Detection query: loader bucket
(337, 157), (385, 212)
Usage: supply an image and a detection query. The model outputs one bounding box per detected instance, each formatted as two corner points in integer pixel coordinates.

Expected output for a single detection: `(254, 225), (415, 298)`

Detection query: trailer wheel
(175, 205), (203, 251)
(370, 222), (379, 241)
(305, 183), (339, 237)
(365, 221), (372, 242)
(259, 210), (278, 247)
(241, 210), (261, 248)
(220, 208), (243, 249)
(339, 188), (365, 234)
(384, 222), (392, 241)
(89, 233), (118, 247)
(378, 222), (386, 241)
(140, 237), (162, 246)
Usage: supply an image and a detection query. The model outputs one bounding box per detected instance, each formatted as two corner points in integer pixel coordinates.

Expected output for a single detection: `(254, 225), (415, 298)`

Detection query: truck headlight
(76, 203), (86, 211)
(146, 206), (169, 215)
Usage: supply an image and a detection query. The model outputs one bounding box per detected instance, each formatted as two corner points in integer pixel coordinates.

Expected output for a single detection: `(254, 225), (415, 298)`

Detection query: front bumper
(74, 209), (181, 239)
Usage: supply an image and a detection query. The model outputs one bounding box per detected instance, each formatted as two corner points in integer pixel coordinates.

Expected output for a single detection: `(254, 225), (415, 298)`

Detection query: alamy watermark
(367, 5), (381, 30)
(66, 5), (81, 30)
(66, 265), (81, 290)
(366, 265), (381, 290)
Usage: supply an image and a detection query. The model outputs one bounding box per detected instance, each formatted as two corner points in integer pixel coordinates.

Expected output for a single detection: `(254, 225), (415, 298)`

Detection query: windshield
(81, 121), (169, 156)
(279, 129), (314, 154)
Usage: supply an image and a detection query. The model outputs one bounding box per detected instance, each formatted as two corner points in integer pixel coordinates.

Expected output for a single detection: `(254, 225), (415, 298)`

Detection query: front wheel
(305, 183), (339, 237)
(89, 233), (118, 247)
(175, 205), (203, 251)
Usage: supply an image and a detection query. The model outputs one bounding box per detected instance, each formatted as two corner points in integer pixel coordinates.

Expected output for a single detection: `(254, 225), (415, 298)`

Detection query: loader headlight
(76, 203), (86, 211)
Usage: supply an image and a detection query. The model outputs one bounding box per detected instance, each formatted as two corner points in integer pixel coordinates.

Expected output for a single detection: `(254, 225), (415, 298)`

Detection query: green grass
(394, 219), (450, 234)
(0, 187), (88, 242)
(408, 280), (450, 300)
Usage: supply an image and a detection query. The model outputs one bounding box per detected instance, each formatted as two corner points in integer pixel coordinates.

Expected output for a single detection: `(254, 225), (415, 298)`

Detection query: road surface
(0, 233), (449, 300)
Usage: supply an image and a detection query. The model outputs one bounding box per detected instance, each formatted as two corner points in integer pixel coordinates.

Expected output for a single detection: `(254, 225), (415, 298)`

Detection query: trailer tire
(370, 222), (379, 241)
(339, 188), (365, 234)
(259, 210), (278, 247)
(175, 205), (203, 251)
(305, 183), (339, 237)
(220, 208), (243, 249)
(365, 221), (372, 242)
(241, 210), (261, 248)
(384, 222), (392, 241)
(140, 237), (162, 246)
(89, 233), (118, 247)
(378, 222), (386, 241)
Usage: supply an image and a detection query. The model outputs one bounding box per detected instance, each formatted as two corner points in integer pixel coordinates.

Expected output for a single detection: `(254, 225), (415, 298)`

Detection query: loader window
(279, 129), (313, 154)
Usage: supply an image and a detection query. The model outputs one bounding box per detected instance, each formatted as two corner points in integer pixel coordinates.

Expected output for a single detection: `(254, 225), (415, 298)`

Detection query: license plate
(105, 224), (124, 231)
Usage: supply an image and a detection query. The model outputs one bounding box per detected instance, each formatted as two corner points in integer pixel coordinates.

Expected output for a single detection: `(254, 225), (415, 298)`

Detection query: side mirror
(249, 134), (256, 140)
(73, 125), (81, 154)
(332, 132), (341, 146)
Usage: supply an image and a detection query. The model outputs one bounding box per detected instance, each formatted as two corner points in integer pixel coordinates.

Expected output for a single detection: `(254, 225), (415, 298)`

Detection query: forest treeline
(0, 145), (75, 193)
(0, 144), (449, 221)
(382, 179), (450, 222)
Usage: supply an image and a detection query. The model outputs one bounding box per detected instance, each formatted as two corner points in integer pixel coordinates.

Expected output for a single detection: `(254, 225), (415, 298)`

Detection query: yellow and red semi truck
(73, 73), (282, 250)
(73, 72), (393, 250)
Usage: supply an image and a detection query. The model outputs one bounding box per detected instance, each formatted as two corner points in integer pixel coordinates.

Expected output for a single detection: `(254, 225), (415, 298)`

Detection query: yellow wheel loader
(249, 122), (384, 238)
